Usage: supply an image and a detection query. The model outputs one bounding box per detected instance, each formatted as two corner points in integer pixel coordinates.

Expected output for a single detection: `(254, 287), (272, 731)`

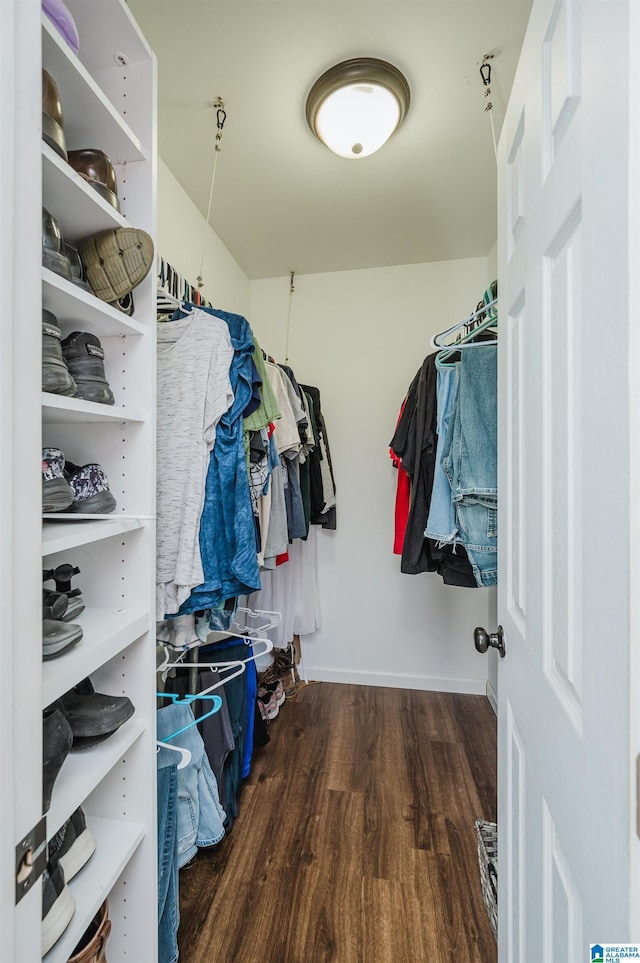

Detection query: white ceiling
(128, 0), (532, 280)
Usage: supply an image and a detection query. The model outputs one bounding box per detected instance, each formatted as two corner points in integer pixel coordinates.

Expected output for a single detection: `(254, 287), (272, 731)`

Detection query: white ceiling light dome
(306, 58), (410, 159)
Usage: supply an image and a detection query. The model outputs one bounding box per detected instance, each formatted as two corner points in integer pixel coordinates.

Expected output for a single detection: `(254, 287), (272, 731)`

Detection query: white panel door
(498, 0), (634, 957)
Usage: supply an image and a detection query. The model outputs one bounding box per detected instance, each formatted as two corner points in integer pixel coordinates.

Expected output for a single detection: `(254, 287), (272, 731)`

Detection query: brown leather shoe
(67, 901), (111, 963)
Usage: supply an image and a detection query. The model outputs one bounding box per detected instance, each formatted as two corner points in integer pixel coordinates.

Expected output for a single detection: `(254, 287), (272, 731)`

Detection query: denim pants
(197, 641), (248, 829)
(157, 703), (226, 869)
(425, 365), (459, 543)
(443, 347), (498, 587)
(157, 755), (179, 963)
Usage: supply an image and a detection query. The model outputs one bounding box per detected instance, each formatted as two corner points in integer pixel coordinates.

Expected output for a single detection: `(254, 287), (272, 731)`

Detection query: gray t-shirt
(156, 308), (234, 618)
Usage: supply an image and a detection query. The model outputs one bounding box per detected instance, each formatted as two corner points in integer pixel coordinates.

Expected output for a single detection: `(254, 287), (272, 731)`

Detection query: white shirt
(156, 308), (234, 618)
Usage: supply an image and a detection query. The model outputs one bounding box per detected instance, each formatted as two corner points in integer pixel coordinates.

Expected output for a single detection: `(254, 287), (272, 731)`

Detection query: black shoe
(43, 563), (82, 598)
(42, 707), (73, 813)
(58, 678), (135, 748)
(61, 331), (115, 405)
(43, 589), (85, 621)
(48, 807), (96, 881)
(42, 310), (76, 396)
(42, 860), (75, 955)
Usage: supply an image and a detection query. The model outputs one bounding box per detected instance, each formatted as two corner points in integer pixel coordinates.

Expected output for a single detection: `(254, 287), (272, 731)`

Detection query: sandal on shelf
(43, 564), (83, 598)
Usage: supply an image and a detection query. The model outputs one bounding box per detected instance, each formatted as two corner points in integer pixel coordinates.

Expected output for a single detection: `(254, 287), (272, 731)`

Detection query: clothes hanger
(430, 296), (498, 350)
(432, 293), (498, 370)
(157, 636), (273, 676)
(156, 740), (191, 769)
(156, 691), (223, 741)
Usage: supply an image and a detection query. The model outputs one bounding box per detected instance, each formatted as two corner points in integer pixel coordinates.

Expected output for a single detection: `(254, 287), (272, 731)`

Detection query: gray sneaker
(42, 448), (74, 512)
(42, 310), (76, 396)
(65, 462), (116, 514)
(61, 332), (115, 406)
(43, 618), (83, 660)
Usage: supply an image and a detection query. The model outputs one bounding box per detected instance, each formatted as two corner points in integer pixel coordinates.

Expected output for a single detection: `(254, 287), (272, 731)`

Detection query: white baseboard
(302, 665), (488, 696)
(486, 679), (498, 715)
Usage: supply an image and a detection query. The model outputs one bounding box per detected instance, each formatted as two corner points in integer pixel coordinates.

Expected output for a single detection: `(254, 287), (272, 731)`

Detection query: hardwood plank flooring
(178, 682), (497, 963)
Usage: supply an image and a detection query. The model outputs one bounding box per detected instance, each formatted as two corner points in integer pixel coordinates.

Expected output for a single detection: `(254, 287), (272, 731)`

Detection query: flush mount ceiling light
(305, 58), (410, 159)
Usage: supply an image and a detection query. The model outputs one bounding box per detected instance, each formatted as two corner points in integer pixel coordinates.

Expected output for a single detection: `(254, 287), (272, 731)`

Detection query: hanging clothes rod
(157, 255), (212, 310)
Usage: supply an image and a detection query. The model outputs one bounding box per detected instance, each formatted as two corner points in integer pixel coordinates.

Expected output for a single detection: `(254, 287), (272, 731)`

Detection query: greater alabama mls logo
(591, 946), (640, 961)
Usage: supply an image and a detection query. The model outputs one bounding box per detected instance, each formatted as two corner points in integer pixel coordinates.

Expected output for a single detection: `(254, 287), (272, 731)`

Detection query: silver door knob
(474, 625), (506, 658)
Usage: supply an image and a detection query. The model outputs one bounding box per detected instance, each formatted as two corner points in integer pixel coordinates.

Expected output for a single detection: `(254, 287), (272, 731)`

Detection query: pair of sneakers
(42, 806), (97, 955)
(257, 676), (285, 722)
(42, 448), (116, 514)
(42, 309), (115, 405)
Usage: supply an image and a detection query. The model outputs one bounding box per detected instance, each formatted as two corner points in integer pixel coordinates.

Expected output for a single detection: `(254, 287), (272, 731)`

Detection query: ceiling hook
(479, 61), (492, 86)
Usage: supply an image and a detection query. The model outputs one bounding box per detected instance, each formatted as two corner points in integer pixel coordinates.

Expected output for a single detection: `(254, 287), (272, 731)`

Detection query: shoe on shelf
(43, 562), (83, 598)
(61, 332), (115, 406)
(257, 688), (279, 722)
(67, 900), (111, 963)
(42, 860), (75, 956)
(64, 462), (117, 514)
(42, 310), (76, 397)
(43, 591), (68, 621)
(48, 807), (96, 882)
(42, 707), (73, 814)
(42, 618), (83, 661)
(42, 447), (74, 513)
(80, 227), (154, 303)
(57, 677), (135, 748)
(44, 588), (85, 621)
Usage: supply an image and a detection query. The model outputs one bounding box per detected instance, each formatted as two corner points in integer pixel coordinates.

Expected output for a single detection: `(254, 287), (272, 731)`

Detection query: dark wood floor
(178, 682), (497, 963)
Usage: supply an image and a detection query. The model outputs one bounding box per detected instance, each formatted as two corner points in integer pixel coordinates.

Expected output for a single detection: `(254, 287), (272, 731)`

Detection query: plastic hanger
(156, 740), (191, 769)
(156, 637), (273, 699)
(156, 691), (223, 741)
(432, 296), (498, 370)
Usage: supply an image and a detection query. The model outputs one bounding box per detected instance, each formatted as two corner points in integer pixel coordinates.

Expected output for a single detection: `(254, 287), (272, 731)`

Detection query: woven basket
(475, 819), (498, 942)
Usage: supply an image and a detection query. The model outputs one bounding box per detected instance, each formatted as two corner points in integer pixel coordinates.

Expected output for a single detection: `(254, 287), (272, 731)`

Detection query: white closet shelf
(42, 393), (146, 425)
(42, 268), (145, 336)
(42, 143), (129, 243)
(42, 16), (148, 163)
(64, 0), (152, 75)
(44, 816), (146, 963)
(42, 517), (147, 555)
(47, 718), (146, 838)
(42, 607), (150, 707)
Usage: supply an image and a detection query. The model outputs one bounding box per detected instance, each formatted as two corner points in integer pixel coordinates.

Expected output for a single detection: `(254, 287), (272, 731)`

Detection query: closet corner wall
(1, 1), (157, 959)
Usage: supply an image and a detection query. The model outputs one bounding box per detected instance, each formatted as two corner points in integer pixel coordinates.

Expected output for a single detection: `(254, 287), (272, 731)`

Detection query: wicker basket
(475, 819), (498, 942)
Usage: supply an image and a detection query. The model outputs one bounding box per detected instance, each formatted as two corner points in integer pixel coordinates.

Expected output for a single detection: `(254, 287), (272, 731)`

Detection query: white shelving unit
(1, 1), (157, 959)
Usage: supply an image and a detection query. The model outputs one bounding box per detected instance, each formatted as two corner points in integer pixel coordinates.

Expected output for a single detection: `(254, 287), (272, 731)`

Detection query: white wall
(157, 159), (250, 316)
(250, 259), (496, 694)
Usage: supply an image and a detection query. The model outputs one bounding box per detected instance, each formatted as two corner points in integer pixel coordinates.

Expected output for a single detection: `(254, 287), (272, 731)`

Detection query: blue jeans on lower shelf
(157, 755), (179, 963)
